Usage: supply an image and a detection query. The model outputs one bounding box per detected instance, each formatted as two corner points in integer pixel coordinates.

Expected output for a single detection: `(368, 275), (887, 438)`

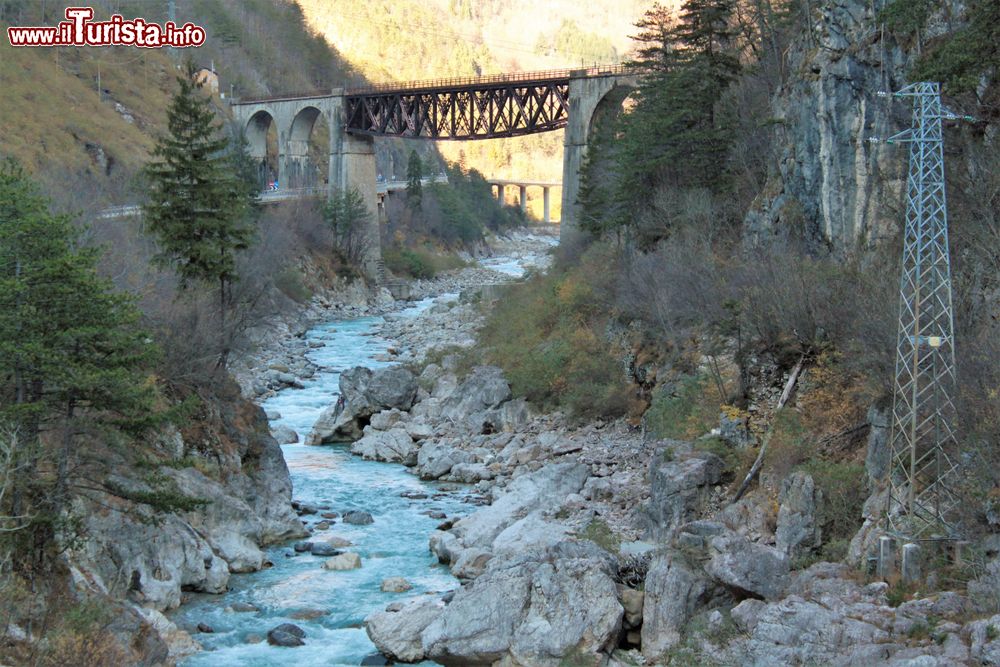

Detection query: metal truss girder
(344, 80), (571, 140)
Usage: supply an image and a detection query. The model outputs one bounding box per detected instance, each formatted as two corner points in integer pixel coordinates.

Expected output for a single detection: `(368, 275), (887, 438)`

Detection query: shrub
(383, 246), (467, 279)
(274, 267), (312, 303)
(479, 244), (632, 420)
(645, 374), (720, 440)
(803, 460), (867, 542)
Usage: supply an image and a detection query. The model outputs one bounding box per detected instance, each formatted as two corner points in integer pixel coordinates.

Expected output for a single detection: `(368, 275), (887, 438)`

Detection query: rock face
(775, 471), (821, 559)
(641, 551), (729, 661)
(743, 1), (905, 252)
(365, 597), (443, 663)
(421, 547), (623, 667)
(308, 366), (418, 444)
(72, 405), (305, 612)
(645, 445), (725, 540)
(705, 531), (790, 601)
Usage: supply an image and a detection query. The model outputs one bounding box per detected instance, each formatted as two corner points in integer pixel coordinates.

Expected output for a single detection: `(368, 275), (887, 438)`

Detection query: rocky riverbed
(322, 327), (1000, 667)
(169, 226), (1000, 666)
(229, 230), (555, 401)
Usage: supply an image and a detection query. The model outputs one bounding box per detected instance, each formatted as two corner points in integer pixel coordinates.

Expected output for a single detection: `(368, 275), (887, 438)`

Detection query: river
(170, 234), (555, 666)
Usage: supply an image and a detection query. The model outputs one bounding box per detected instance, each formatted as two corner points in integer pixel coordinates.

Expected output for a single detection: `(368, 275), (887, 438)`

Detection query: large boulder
(641, 551), (730, 661)
(417, 440), (474, 480)
(351, 427), (417, 465)
(645, 447), (726, 540)
(308, 366), (418, 444)
(421, 547), (623, 667)
(450, 462), (590, 549)
(491, 512), (571, 559)
(365, 597), (444, 663)
(441, 366), (512, 423)
(775, 471), (821, 559)
(705, 532), (790, 601)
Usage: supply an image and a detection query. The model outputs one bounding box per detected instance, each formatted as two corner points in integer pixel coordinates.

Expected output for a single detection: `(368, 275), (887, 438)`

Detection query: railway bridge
(230, 66), (637, 278)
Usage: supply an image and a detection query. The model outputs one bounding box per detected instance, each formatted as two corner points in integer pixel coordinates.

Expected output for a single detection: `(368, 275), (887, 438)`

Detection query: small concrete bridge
(487, 179), (561, 223)
(230, 66), (637, 278)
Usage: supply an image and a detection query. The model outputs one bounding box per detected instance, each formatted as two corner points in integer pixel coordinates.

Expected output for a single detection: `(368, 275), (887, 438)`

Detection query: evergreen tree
(607, 0), (741, 243)
(143, 60), (256, 370)
(406, 149), (423, 211)
(0, 159), (157, 514)
(324, 188), (372, 265)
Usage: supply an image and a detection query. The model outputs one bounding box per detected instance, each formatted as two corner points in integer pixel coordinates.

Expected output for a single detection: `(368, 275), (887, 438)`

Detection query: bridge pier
(519, 185), (527, 213)
(543, 187), (551, 224)
(335, 131), (381, 282)
(496, 184), (505, 204)
(561, 72), (637, 241)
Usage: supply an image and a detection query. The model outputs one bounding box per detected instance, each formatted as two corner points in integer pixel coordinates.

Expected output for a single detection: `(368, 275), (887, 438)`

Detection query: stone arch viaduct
(231, 66), (637, 280)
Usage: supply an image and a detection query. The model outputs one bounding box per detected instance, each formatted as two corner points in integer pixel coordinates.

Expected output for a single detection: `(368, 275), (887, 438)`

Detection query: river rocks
(230, 602), (259, 613)
(380, 577), (413, 593)
(343, 510), (374, 525)
(365, 597), (444, 663)
(309, 542), (343, 557)
(267, 623), (305, 647)
(308, 366), (418, 444)
(417, 440), (474, 480)
(196, 622), (214, 633)
(430, 530), (462, 564)
(705, 531), (790, 600)
(439, 366), (513, 429)
(446, 461), (493, 483)
(293, 541), (312, 553)
(620, 588), (644, 628)
(323, 552), (362, 570)
(421, 545), (623, 666)
(271, 425), (299, 444)
(775, 471), (821, 559)
(645, 445), (725, 540)
(369, 407), (407, 431)
(351, 427), (417, 465)
(491, 512), (571, 559)
(318, 535), (353, 548)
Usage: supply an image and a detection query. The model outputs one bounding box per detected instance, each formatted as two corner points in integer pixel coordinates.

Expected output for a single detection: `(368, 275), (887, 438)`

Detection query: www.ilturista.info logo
(7, 7), (206, 48)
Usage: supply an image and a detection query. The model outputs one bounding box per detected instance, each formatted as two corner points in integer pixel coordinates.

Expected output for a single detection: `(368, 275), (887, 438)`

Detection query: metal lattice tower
(882, 82), (963, 541)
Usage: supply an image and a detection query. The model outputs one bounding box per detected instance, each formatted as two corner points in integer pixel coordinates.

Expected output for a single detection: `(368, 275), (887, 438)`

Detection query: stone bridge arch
(244, 106), (278, 189)
(560, 72), (639, 239)
(287, 105), (330, 189)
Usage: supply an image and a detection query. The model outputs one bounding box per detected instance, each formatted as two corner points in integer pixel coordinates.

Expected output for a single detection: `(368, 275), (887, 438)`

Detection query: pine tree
(609, 0), (741, 242)
(143, 60), (256, 370)
(324, 188), (372, 265)
(0, 159), (158, 514)
(406, 149), (423, 211)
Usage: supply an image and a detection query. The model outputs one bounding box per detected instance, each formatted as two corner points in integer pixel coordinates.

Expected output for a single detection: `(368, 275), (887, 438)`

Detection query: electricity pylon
(878, 82), (970, 541)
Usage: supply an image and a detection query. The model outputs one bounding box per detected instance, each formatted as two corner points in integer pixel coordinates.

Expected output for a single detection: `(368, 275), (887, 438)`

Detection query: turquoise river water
(171, 237), (554, 665)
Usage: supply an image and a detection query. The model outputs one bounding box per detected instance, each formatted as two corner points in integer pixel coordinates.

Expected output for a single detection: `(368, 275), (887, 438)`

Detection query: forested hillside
(0, 0), (355, 199)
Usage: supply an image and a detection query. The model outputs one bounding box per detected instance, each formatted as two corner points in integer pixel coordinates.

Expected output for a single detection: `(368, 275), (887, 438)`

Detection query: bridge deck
(234, 64), (629, 105)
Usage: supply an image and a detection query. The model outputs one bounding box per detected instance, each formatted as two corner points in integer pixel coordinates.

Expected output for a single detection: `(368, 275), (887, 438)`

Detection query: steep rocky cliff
(4, 383), (306, 665)
(745, 0), (968, 254)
